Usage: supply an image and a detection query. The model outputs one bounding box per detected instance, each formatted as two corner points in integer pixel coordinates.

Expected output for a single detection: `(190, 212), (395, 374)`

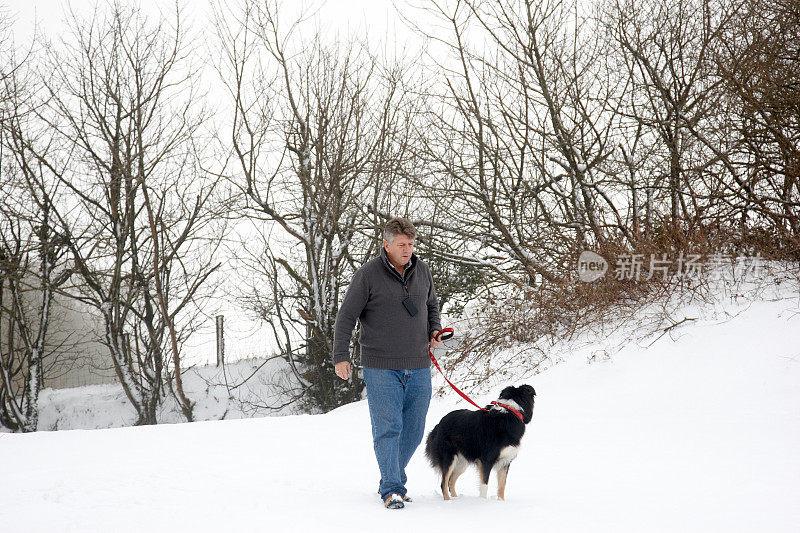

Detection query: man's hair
(383, 217), (417, 244)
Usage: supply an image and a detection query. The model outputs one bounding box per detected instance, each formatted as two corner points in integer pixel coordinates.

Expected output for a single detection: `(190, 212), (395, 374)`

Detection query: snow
(35, 356), (300, 431)
(1, 278), (799, 531)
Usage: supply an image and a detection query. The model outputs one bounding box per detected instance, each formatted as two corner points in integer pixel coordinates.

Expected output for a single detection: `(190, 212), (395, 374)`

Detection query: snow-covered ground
(35, 355), (301, 431)
(2, 274), (799, 532)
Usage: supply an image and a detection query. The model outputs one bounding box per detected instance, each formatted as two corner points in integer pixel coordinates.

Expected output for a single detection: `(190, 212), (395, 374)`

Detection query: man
(333, 217), (443, 510)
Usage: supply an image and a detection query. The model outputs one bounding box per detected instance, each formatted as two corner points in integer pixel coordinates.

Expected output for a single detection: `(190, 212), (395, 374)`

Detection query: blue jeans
(363, 366), (432, 501)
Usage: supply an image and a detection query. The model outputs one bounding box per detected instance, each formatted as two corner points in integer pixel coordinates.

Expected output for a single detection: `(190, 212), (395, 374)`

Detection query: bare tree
(8, 2), (222, 425)
(0, 193), (72, 431)
(714, 0), (800, 250)
(402, 0), (632, 288)
(0, 16), (72, 431)
(214, 1), (422, 411)
(601, 0), (748, 243)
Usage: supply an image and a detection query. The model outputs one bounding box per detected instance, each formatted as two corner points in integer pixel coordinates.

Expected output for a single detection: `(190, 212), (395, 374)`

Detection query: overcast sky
(6, 0), (424, 52)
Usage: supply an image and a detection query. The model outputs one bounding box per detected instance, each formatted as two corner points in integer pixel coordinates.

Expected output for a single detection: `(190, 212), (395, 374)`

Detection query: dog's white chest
(496, 445), (519, 467)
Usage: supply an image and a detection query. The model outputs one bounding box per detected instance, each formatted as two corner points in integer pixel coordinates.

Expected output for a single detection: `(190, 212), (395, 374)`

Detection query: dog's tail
(424, 424), (441, 470)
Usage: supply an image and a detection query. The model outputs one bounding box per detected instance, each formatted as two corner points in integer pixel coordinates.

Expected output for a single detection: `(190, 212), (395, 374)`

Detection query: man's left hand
(429, 330), (442, 350)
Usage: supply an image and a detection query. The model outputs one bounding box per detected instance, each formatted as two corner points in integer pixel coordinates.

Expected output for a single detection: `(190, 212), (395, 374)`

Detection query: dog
(424, 384), (536, 500)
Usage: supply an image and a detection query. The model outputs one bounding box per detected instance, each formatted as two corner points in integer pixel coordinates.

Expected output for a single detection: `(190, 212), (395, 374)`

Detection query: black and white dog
(424, 384), (536, 500)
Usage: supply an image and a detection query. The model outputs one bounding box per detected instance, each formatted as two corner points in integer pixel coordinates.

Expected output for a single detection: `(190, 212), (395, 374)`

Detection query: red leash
(429, 328), (524, 422)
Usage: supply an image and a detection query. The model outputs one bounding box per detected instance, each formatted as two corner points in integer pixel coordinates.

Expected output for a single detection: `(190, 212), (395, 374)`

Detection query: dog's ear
(499, 386), (515, 399)
(521, 384), (536, 398)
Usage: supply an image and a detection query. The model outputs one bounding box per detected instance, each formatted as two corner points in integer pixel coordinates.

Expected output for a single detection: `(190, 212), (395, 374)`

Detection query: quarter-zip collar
(380, 246), (418, 284)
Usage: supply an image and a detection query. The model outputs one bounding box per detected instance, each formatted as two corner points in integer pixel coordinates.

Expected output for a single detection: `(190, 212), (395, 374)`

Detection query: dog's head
(498, 384), (536, 424)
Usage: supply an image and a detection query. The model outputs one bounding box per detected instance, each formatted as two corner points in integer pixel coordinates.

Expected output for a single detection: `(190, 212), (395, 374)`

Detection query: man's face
(384, 234), (415, 267)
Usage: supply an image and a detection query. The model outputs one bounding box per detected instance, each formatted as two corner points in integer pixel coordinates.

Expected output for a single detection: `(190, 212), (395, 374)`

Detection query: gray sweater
(333, 248), (442, 369)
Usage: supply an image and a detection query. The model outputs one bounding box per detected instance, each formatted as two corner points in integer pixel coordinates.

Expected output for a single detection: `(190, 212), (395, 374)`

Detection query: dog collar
(490, 401), (524, 422)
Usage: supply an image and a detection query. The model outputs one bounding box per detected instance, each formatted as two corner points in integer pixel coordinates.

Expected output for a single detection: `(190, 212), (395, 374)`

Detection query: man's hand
(334, 361), (352, 380)
(429, 330), (442, 350)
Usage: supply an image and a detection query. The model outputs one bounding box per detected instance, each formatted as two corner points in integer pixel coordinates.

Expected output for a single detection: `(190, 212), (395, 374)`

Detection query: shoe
(384, 494), (405, 509)
(378, 484), (411, 503)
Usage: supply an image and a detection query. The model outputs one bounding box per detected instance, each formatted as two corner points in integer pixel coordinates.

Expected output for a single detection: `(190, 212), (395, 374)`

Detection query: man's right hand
(334, 361), (352, 380)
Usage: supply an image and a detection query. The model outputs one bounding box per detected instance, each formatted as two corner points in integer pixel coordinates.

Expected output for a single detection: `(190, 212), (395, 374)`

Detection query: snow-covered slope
(2, 281), (799, 532)
(35, 354), (301, 431)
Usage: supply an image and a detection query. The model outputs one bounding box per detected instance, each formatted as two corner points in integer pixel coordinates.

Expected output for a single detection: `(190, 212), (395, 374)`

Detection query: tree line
(1, 0), (797, 429)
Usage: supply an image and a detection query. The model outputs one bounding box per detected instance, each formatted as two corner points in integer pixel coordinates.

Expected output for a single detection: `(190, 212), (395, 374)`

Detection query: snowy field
(2, 282), (799, 532)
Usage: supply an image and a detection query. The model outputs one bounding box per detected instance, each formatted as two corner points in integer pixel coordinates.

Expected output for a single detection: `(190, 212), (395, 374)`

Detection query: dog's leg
(441, 456), (455, 500)
(496, 463), (510, 501)
(477, 460), (491, 498)
(448, 455), (468, 498)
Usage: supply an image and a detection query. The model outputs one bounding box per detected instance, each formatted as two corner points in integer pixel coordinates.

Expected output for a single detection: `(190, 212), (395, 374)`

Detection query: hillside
(1, 272), (798, 532)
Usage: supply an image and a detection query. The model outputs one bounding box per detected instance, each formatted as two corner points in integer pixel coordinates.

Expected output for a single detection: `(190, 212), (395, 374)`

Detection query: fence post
(216, 315), (224, 367)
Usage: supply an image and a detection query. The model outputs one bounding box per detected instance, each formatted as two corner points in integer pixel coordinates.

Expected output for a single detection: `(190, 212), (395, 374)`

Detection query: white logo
(577, 250), (608, 282)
